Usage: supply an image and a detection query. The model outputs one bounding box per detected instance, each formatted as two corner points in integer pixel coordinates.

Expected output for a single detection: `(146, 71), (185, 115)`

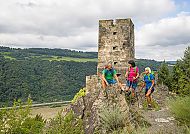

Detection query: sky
(0, 0), (190, 61)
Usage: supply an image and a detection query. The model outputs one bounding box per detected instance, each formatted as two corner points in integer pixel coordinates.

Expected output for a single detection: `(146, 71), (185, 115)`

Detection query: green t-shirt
(102, 69), (117, 80)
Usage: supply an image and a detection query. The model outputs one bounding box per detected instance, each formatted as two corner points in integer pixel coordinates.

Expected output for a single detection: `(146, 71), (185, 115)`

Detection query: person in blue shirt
(140, 67), (155, 108)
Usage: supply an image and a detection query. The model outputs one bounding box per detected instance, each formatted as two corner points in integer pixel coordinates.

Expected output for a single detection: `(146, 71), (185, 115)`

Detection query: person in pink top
(125, 60), (139, 98)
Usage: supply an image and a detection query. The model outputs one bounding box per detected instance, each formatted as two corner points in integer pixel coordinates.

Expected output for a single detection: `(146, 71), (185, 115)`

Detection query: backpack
(128, 66), (138, 75)
(144, 71), (155, 83)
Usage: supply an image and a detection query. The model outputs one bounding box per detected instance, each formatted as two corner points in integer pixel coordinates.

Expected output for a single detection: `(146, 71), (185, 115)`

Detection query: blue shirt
(144, 74), (154, 89)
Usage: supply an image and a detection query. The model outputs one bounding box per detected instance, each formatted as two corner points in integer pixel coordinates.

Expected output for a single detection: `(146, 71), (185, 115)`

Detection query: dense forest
(0, 46), (97, 60)
(0, 46), (163, 106)
(0, 47), (189, 133)
(158, 46), (190, 95)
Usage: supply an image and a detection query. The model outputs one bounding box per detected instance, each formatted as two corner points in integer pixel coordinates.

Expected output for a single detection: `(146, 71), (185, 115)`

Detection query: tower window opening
(114, 62), (118, 65)
(113, 46), (118, 50)
(113, 32), (117, 35)
(123, 42), (127, 47)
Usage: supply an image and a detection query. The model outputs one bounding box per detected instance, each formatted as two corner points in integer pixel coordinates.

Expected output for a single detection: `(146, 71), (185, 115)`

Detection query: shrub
(45, 110), (84, 134)
(98, 104), (127, 133)
(97, 104), (149, 134)
(168, 96), (190, 126)
(71, 88), (86, 103)
(0, 98), (45, 134)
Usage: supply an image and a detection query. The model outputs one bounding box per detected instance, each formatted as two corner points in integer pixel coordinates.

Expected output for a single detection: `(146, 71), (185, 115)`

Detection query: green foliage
(0, 55), (96, 106)
(0, 46), (162, 106)
(45, 110), (84, 134)
(0, 46), (98, 59)
(108, 127), (148, 134)
(98, 104), (126, 133)
(136, 59), (161, 73)
(71, 88), (86, 103)
(142, 99), (160, 111)
(171, 47), (190, 95)
(158, 61), (171, 88)
(42, 56), (97, 62)
(168, 96), (190, 126)
(0, 98), (45, 134)
(96, 104), (149, 134)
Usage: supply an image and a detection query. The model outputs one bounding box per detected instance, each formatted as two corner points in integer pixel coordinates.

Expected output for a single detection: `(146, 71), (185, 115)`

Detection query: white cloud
(135, 12), (190, 60)
(136, 12), (190, 47)
(136, 43), (189, 61)
(0, 30), (98, 50)
(0, 0), (183, 60)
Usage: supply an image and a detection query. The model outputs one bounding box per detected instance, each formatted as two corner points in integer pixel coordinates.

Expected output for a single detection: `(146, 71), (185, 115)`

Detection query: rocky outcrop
(65, 75), (147, 134)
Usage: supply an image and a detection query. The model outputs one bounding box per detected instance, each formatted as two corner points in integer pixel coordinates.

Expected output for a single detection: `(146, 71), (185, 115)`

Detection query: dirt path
(142, 107), (181, 134)
(139, 86), (184, 134)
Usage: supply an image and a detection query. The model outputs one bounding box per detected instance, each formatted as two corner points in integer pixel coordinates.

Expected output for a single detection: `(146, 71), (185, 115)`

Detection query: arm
(149, 80), (155, 91)
(133, 72), (139, 80)
(114, 74), (120, 84)
(133, 67), (139, 80)
(139, 82), (145, 92)
(102, 74), (109, 85)
(125, 68), (129, 78)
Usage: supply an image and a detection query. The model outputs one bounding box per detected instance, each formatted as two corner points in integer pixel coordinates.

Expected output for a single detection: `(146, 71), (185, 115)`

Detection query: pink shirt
(127, 67), (139, 82)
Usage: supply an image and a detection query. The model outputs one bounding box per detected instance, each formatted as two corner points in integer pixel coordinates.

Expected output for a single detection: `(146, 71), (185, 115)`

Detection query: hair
(105, 61), (112, 69)
(128, 60), (136, 67)
(145, 67), (151, 73)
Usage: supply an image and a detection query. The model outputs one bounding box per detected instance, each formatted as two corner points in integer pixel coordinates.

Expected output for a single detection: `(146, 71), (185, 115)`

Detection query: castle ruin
(86, 18), (135, 90)
(71, 19), (137, 134)
(97, 18), (135, 81)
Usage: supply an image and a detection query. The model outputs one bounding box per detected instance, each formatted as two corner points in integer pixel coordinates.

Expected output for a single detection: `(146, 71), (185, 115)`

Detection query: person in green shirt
(101, 62), (122, 90)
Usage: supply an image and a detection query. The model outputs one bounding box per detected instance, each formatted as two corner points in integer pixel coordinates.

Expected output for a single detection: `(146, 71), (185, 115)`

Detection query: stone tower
(97, 18), (135, 81)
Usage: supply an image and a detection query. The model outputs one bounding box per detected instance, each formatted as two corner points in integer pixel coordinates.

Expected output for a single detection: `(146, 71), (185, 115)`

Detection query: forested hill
(0, 46), (161, 107)
(0, 46), (97, 59)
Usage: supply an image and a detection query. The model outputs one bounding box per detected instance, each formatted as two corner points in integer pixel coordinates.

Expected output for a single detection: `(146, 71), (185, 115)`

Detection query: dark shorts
(126, 80), (138, 89)
(106, 79), (117, 84)
(145, 87), (155, 95)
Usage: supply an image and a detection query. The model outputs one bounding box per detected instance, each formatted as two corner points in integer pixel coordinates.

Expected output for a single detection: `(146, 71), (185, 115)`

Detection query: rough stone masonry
(97, 18), (135, 82)
(68, 19), (137, 134)
(86, 18), (135, 92)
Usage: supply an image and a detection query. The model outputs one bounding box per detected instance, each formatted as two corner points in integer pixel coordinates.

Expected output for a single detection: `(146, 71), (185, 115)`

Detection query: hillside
(0, 46), (161, 107)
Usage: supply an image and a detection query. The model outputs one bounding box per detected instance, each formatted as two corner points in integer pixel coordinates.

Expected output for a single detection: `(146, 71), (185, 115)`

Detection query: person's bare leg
(125, 86), (130, 92)
(149, 95), (152, 102)
(102, 80), (106, 90)
(148, 96), (151, 104)
(146, 95), (151, 106)
(131, 89), (135, 98)
(119, 83), (125, 91)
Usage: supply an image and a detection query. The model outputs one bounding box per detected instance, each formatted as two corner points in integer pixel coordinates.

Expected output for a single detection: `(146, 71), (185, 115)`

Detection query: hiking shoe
(125, 91), (131, 96)
(120, 89), (123, 94)
(148, 104), (152, 110)
(103, 90), (108, 98)
(131, 100), (135, 105)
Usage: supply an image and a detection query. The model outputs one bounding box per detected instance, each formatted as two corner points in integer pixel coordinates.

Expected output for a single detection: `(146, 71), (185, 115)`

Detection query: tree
(158, 60), (171, 88)
(171, 47), (190, 95)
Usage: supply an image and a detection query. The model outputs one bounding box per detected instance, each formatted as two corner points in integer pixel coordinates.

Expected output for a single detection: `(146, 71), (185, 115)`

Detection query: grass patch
(98, 104), (127, 133)
(42, 56), (97, 62)
(45, 110), (84, 134)
(142, 99), (160, 111)
(0, 52), (16, 60)
(168, 96), (190, 126)
(96, 104), (149, 134)
(3, 55), (16, 60)
(1, 52), (12, 55)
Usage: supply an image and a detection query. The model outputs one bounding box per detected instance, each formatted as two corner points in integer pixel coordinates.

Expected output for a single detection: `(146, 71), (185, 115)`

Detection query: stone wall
(97, 18), (135, 82)
(86, 75), (100, 93)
